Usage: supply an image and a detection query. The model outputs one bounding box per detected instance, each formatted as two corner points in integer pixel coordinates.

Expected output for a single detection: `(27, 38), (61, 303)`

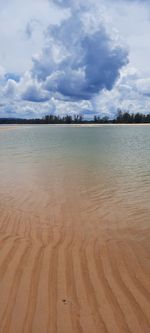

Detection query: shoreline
(0, 123), (150, 130)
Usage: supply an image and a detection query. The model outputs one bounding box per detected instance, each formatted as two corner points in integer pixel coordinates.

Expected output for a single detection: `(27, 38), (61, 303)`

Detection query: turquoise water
(0, 125), (150, 227)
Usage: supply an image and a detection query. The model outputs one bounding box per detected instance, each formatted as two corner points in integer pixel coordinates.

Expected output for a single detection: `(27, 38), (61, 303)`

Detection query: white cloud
(0, 0), (67, 73)
(30, 2), (128, 102)
(0, 0), (150, 118)
(136, 78), (150, 97)
(92, 66), (150, 118)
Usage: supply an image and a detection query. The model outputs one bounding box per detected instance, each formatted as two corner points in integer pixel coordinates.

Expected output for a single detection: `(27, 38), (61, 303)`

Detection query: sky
(0, 0), (150, 118)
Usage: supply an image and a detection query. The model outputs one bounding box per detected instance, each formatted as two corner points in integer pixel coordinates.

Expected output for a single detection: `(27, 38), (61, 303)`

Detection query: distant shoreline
(0, 123), (150, 130)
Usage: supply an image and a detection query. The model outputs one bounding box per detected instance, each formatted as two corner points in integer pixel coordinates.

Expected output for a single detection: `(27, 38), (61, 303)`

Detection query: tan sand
(0, 179), (149, 333)
(0, 125), (32, 131)
(1, 124), (150, 132)
(0, 126), (18, 131)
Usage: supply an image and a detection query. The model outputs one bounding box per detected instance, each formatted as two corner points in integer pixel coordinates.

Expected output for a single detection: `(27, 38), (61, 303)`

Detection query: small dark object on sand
(62, 299), (67, 303)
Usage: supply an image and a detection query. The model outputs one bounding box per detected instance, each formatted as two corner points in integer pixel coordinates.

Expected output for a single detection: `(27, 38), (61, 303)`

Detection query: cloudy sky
(0, 0), (150, 118)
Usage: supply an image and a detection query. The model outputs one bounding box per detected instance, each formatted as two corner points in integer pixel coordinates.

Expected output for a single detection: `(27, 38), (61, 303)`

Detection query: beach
(0, 125), (149, 333)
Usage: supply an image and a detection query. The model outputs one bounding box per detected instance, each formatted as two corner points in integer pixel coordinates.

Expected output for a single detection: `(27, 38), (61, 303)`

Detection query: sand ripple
(0, 189), (149, 333)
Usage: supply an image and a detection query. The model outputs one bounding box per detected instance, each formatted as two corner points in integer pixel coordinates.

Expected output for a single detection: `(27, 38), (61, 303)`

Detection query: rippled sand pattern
(0, 125), (150, 333)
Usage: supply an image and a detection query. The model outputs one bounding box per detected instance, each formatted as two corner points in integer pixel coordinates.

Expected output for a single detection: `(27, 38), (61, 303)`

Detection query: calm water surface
(0, 125), (150, 230)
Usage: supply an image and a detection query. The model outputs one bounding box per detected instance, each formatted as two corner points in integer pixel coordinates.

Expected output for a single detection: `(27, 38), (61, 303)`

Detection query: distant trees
(0, 110), (150, 124)
(115, 110), (133, 123)
(94, 115), (109, 123)
(114, 109), (150, 124)
(42, 114), (83, 124)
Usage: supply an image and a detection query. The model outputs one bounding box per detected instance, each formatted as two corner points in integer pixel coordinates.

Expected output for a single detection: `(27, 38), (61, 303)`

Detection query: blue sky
(0, 0), (150, 118)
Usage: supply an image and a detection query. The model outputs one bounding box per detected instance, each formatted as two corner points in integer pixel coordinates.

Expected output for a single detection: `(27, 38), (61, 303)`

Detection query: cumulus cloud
(52, 0), (150, 12)
(21, 82), (49, 102)
(31, 3), (128, 102)
(136, 78), (150, 97)
(24, 19), (42, 40)
(52, 0), (73, 8)
(0, 0), (149, 118)
(5, 73), (20, 82)
(92, 67), (150, 117)
(3, 79), (17, 98)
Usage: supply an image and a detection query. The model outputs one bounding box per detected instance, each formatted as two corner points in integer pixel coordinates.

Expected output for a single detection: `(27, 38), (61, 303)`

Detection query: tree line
(0, 110), (150, 124)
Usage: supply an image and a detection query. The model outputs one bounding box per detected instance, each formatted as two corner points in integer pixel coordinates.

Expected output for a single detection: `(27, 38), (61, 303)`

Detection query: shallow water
(0, 125), (150, 333)
(0, 125), (150, 229)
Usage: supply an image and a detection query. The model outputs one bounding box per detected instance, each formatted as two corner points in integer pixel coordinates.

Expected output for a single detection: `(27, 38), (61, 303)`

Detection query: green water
(0, 125), (150, 226)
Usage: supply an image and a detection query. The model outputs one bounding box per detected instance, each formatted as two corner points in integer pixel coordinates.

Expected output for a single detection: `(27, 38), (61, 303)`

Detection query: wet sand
(0, 184), (149, 333)
(0, 125), (150, 333)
